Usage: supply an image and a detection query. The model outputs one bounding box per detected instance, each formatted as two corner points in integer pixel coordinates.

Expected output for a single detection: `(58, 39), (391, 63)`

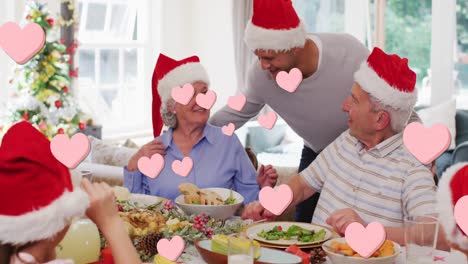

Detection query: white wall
(160, 0), (237, 114)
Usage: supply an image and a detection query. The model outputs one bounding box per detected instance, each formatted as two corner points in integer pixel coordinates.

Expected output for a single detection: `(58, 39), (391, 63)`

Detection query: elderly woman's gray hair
(369, 95), (412, 133)
(161, 98), (177, 128)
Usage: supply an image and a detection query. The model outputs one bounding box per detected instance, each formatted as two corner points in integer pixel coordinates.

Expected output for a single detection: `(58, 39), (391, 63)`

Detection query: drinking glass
(227, 234), (255, 264)
(405, 215), (439, 264)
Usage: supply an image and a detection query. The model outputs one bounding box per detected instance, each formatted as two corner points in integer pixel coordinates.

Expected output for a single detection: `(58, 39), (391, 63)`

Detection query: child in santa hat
(0, 122), (140, 264)
(437, 162), (468, 256)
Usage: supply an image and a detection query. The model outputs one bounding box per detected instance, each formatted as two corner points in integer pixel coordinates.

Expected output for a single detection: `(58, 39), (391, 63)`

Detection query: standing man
(210, 0), (369, 222)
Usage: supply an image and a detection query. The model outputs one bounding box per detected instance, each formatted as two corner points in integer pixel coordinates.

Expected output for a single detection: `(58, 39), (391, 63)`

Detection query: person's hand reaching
(241, 201), (277, 221)
(80, 178), (120, 232)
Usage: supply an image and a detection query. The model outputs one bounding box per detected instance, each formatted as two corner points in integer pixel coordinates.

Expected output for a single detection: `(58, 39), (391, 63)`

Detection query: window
(293, 0), (345, 33)
(293, 0), (371, 46)
(374, 0), (432, 105)
(77, 0), (155, 138)
(456, 1), (468, 108)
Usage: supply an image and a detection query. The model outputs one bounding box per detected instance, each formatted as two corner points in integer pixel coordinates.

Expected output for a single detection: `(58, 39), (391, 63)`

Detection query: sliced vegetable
(223, 189), (237, 205)
(285, 245), (309, 264)
(257, 225), (326, 243)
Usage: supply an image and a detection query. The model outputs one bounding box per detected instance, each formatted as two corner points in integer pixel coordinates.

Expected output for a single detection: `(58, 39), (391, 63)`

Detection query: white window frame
(77, 0), (159, 140)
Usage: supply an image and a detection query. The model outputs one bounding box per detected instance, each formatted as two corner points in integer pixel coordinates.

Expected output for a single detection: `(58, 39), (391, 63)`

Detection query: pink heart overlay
(454, 195), (468, 235)
(0, 22), (45, 65)
(171, 83), (195, 105)
(195, 90), (217, 110)
(258, 112), (277, 130)
(228, 94), (247, 111)
(276, 68), (303, 93)
(137, 154), (165, 179)
(50, 133), (90, 169)
(172, 157), (193, 177)
(222, 123), (235, 136)
(403, 122), (451, 164)
(345, 222), (386, 258)
(259, 184), (293, 215)
(157, 236), (185, 261)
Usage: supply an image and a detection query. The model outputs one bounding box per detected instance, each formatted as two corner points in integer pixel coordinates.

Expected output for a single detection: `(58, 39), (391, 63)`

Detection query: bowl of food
(195, 235), (303, 264)
(175, 183), (243, 220)
(322, 238), (401, 264)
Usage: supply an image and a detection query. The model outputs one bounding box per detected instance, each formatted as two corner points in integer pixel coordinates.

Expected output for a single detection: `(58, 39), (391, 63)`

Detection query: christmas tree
(6, 0), (84, 139)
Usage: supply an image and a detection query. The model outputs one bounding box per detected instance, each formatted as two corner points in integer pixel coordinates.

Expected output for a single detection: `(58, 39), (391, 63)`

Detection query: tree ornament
(55, 100), (62, 108)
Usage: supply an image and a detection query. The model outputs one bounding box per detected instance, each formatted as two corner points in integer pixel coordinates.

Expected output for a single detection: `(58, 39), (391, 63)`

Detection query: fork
(322, 244), (349, 256)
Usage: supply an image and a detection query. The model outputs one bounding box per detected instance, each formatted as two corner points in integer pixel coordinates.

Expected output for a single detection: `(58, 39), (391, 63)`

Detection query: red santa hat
(0, 121), (89, 245)
(151, 54), (210, 137)
(437, 162), (468, 251)
(244, 0), (307, 51)
(354, 47), (417, 110)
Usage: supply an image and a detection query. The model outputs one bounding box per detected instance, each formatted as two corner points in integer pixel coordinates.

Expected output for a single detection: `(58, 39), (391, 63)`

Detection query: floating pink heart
(258, 112), (277, 130)
(171, 83), (195, 105)
(195, 90), (217, 110)
(172, 157), (193, 177)
(228, 94), (247, 111)
(157, 236), (185, 261)
(222, 123), (235, 136)
(403, 122), (451, 164)
(0, 22), (45, 65)
(50, 133), (90, 169)
(259, 184), (293, 215)
(137, 154), (165, 179)
(345, 222), (386, 258)
(454, 195), (468, 235)
(276, 68), (303, 93)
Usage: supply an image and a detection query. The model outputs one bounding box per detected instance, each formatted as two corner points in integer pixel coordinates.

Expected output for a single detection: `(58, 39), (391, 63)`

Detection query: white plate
(197, 240), (302, 264)
(128, 193), (163, 207)
(246, 221), (332, 246)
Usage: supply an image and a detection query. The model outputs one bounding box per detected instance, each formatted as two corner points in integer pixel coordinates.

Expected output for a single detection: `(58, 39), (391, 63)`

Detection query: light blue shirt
(123, 124), (259, 203)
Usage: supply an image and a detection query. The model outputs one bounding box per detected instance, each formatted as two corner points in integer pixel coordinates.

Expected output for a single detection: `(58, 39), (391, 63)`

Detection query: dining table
(179, 244), (468, 264)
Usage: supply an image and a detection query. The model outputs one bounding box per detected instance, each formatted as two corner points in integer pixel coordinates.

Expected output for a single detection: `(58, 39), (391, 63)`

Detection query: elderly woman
(124, 54), (277, 204)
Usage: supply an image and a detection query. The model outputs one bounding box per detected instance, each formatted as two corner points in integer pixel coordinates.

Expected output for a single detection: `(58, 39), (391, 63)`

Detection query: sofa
(77, 121), (300, 187)
(435, 109), (468, 178)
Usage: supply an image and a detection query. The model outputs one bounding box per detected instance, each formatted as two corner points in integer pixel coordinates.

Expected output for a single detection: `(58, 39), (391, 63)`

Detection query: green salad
(257, 225), (327, 243)
(223, 189), (236, 205)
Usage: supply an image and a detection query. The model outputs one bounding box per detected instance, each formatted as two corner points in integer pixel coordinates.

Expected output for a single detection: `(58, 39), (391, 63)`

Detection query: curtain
(232, 0), (254, 92)
(430, 0), (457, 105)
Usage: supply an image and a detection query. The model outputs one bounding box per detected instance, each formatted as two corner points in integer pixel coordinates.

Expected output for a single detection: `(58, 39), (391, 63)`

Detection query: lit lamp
(56, 218), (100, 264)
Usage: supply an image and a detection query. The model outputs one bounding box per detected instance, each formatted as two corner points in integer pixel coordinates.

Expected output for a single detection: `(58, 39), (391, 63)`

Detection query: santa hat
(244, 0), (307, 52)
(354, 47), (417, 110)
(437, 162), (468, 251)
(0, 121), (89, 245)
(151, 54), (210, 137)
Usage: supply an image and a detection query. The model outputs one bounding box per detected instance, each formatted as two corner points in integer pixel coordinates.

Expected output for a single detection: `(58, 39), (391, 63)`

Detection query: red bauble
(79, 122), (86, 130)
(57, 128), (65, 134)
(55, 100), (62, 108)
(62, 86), (69, 93)
(22, 113), (29, 120)
(47, 18), (54, 26)
(26, 15), (31, 20)
(69, 68), (79, 78)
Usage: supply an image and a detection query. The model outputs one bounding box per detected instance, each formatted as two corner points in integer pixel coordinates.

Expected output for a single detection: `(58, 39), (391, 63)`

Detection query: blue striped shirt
(123, 124), (259, 203)
(300, 130), (437, 227)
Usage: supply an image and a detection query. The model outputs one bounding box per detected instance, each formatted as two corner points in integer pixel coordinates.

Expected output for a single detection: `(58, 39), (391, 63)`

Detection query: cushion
(247, 123), (286, 153)
(455, 110), (468, 146)
(417, 99), (457, 150)
(123, 139), (139, 149)
(88, 136), (137, 167)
